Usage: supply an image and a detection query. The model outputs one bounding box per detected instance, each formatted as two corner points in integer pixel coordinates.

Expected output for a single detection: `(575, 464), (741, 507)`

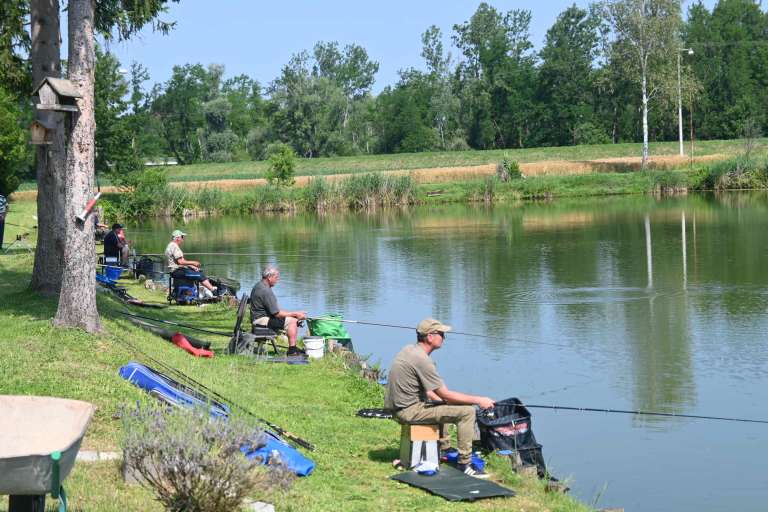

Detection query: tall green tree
(538, 4), (606, 146)
(0, 0), (30, 98)
(95, 47), (142, 180)
(684, 0), (768, 138)
(453, 3), (539, 148)
(151, 63), (210, 164)
(0, 86), (27, 196)
(602, 0), (683, 167)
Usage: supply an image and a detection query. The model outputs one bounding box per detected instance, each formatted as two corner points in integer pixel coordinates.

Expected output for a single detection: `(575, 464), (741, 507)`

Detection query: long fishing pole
(118, 310), (232, 337)
(5, 221), (36, 229)
(119, 337), (314, 450)
(309, 316), (578, 351)
(522, 403), (768, 425)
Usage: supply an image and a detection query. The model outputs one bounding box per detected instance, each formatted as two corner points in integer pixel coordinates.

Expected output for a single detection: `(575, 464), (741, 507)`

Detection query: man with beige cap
(385, 317), (495, 478)
(165, 229), (217, 297)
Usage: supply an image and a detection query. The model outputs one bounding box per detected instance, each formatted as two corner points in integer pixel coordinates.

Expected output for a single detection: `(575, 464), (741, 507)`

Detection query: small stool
(399, 424), (440, 469)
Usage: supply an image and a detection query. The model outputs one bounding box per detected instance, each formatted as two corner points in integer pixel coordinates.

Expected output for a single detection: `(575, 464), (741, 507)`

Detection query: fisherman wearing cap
(385, 318), (495, 478)
(103, 223), (129, 266)
(165, 229), (217, 298)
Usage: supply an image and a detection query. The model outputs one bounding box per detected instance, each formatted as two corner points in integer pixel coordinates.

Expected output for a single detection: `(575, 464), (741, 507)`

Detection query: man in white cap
(165, 229), (216, 297)
(385, 317), (495, 478)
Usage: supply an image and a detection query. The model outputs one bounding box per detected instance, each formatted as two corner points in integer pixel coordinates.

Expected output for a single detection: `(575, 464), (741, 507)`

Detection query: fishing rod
(119, 337), (315, 450)
(308, 316), (579, 351)
(5, 221), (36, 229)
(522, 403), (768, 425)
(118, 310), (232, 337)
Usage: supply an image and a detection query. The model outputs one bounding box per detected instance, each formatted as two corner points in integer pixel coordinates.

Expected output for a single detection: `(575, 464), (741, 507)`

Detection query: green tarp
(308, 314), (350, 340)
(390, 466), (516, 502)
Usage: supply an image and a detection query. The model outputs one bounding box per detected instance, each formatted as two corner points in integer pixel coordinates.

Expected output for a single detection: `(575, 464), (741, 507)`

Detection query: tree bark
(29, 0), (66, 294)
(54, 0), (100, 332)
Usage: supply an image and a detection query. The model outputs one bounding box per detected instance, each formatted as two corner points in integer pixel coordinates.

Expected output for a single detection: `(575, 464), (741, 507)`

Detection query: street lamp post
(677, 48), (694, 157)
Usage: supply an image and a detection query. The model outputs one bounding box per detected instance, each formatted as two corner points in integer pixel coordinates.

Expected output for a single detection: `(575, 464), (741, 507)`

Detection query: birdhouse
(32, 77), (81, 113)
(30, 120), (55, 145)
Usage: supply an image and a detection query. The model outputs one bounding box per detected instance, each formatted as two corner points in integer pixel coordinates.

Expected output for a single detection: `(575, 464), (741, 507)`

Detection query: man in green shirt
(385, 318), (495, 478)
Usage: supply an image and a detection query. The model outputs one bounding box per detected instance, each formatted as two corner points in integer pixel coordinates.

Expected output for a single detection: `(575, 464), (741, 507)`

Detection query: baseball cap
(416, 318), (452, 336)
(171, 229), (186, 238)
(111, 223), (123, 230)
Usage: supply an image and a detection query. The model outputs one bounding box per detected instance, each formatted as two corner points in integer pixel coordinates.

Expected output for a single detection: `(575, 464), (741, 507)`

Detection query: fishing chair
(228, 295), (280, 356)
(167, 270), (201, 305)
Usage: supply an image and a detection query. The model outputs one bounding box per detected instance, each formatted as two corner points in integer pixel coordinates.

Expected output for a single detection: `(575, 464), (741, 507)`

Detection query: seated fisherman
(103, 223), (130, 266)
(164, 229), (217, 298)
(385, 318), (495, 478)
(250, 265), (307, 356)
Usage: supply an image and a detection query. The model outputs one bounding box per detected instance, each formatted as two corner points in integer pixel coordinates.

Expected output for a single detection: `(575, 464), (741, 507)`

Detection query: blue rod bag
(119, 361), (315, 476)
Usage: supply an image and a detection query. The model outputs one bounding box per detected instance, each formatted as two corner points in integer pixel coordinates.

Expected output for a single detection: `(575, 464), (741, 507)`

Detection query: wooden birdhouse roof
(32, 77), (82, 99)
(31, 119), (56, 130)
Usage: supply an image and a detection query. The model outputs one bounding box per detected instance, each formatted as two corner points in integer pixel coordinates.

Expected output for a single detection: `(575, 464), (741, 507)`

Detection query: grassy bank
(0, 212), (591, 511)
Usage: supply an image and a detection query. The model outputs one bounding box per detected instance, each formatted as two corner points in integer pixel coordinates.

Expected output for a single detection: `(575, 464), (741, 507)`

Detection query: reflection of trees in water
(134, 193), (768, 418)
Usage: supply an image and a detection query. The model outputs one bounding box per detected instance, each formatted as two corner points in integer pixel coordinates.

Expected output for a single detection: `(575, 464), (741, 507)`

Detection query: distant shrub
(573, 122), (611, 145)
(695, 156), (768, 190)
(209, 150), (233, 163)
(247, 127), (269, 161)
(206, 131), (239, 160)
(122, 406), (293, 512)
(496, 157), (522, 182)
(446, 136), (470, 152)
(265, 143), (297, 186)
(119, 168), (176, 218)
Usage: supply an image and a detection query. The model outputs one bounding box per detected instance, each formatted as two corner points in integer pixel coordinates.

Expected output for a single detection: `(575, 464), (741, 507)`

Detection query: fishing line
(117, 310), (232, 337)
(308, 316), (579, 351)
(522, 403), (768, 425)
(118, 336), (315, 450)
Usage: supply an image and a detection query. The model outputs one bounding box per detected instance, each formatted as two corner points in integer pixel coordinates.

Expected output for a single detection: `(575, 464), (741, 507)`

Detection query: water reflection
(131, 192), (768, 512)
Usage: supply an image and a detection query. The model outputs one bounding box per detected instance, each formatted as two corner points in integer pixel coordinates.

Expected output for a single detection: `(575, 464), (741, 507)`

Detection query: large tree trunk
(30, 0), (66, 294)
(54, 0), (100, 332)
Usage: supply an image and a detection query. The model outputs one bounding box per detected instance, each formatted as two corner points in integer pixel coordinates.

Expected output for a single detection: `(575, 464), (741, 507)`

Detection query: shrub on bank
(693, 155), (768, 190)
(122, 405), (293, 512)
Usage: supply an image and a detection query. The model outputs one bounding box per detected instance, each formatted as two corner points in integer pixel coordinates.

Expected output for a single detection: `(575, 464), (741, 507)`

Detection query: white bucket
(303, 336), (325, 359)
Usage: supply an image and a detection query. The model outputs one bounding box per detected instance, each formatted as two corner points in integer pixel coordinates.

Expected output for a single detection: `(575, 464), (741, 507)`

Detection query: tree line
(92, 0), (768, 175)
(2, 0), (768, 191)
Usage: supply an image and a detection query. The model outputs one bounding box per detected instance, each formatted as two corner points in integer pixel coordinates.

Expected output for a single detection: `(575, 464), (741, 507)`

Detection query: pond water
(133, 193), (768, 512)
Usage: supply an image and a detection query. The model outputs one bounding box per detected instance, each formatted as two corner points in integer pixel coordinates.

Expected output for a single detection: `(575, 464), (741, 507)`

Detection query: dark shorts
(266, 316), (286, 331)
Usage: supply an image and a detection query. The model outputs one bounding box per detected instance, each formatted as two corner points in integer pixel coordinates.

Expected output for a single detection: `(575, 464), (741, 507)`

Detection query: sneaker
(440, 448), (459, 463)
(286, 346), (306, 356)
(457, 462), (490, 479)
(202, 287), (214, 299)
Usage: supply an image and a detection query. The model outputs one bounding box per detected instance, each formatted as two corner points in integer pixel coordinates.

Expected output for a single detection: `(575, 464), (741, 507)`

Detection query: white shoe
(203, 288), (214, 298)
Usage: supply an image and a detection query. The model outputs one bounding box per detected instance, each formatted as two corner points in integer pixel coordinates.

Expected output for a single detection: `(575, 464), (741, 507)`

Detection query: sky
(101, 0), (717, 94)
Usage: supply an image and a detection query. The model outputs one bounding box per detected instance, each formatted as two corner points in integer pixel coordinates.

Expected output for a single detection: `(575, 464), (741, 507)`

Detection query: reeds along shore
(99, 154), (768, 219)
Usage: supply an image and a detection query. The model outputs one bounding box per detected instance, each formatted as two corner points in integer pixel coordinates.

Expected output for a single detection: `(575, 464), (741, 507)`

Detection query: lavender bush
(121, 405), (293, 512)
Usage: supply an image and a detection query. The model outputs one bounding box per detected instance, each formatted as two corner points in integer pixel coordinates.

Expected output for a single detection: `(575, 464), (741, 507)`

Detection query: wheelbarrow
(0, 396), (96, 512)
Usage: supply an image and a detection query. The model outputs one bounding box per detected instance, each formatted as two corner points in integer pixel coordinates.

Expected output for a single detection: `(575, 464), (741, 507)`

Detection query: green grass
(0, 200), (591, 512)
(16, 137), (765, 191)
(158, 138), (766, 183)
